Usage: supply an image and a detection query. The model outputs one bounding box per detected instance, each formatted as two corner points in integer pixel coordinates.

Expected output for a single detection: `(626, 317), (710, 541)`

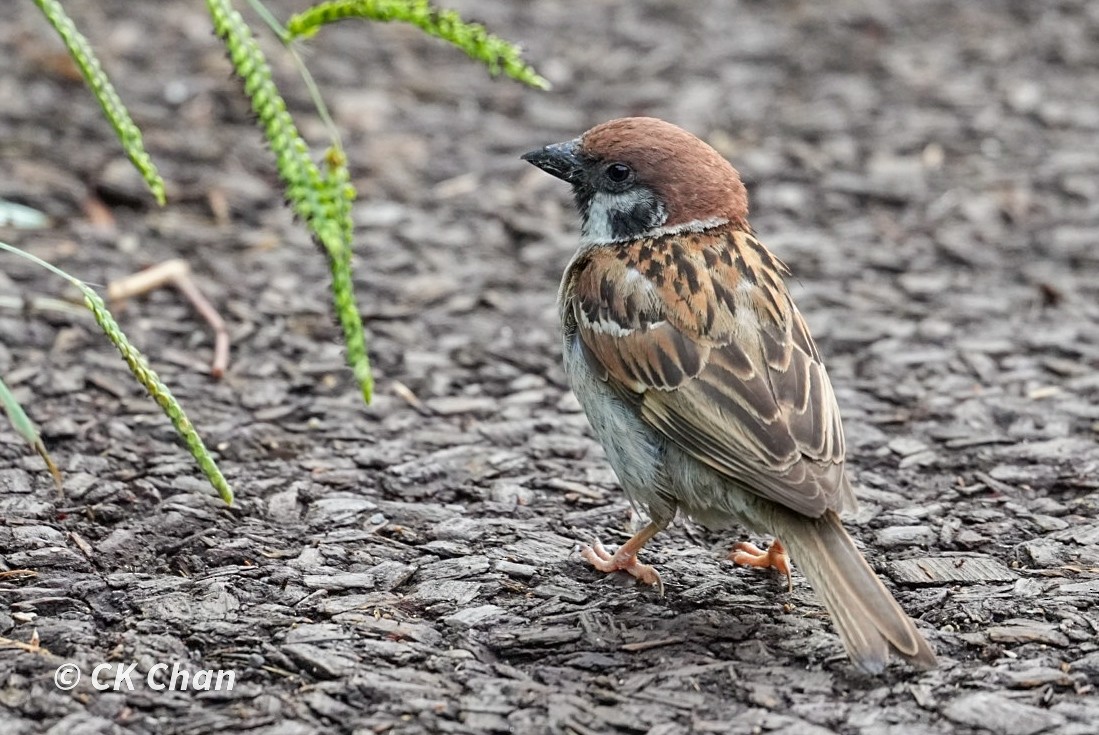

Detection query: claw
(581, 540), (664, 597)
(730, 538), (793, 591)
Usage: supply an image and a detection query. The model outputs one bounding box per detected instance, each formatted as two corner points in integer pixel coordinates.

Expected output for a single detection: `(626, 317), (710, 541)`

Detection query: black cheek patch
(609, 199), (664, 241)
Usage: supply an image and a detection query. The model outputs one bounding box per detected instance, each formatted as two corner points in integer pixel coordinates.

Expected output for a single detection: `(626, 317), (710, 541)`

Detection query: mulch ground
(1, 1), (1098, 733)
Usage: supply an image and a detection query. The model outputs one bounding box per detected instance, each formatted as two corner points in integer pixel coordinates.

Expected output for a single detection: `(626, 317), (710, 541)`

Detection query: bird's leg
(581, 520), (667, 596)
(730, 538), (793, 591)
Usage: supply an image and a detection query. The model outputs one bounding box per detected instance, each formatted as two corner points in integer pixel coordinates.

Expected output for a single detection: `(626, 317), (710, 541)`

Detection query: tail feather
(778, 510), (936, 673)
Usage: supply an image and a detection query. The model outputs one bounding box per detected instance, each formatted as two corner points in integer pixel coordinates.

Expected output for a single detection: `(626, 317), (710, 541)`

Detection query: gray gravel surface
(1, 1), (1098, 733)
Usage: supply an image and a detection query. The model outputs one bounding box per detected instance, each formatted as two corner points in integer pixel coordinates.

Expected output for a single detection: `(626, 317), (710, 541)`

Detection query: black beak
(521, 138), (584, 185)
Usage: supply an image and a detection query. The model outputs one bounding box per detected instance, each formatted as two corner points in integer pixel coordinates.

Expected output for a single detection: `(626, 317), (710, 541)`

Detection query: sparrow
(522, 117), (936, 673)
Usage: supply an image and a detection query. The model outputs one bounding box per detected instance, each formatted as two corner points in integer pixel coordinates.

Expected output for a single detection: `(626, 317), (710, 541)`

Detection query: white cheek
(581, 191), (621, 243)
(582, 189), (666, 244)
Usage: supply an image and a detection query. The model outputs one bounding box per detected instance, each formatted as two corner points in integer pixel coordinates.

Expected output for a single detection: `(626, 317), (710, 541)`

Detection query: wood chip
(988, 623), (1070, 647)
(620, 636), (685, 653)
(888, 555), (1017, 585)
(943, 692), (1066, 735)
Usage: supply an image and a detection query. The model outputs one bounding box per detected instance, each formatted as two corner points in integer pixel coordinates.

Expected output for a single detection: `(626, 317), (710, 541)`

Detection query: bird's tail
(777, 510), (936, 673)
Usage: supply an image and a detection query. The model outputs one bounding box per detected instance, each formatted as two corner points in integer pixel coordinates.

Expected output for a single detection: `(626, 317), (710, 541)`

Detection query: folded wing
(568, 228), (853, 518)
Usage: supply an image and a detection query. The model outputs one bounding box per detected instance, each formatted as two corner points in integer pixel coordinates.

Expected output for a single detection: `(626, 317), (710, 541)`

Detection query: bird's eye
(605, 163), (633, 184)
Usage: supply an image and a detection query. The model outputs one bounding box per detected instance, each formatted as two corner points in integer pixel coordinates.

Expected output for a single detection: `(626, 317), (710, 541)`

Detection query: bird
(521, 117), (936, 673)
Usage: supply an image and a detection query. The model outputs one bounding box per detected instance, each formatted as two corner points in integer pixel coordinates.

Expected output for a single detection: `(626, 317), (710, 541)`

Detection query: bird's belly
(562, 334), (774, 534)
(661, 444), (774, 534)
(562, 335), (672, 517)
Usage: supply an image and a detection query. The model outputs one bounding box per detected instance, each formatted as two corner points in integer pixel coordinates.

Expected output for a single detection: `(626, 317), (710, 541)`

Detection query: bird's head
(522, 117), (749, 244)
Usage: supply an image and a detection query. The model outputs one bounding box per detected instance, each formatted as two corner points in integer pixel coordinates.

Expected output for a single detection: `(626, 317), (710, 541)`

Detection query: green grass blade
(321, 146), (373, 402)
(0, 376), (41, 447)
(80, 290), (233, 504)
(31, 0), (166, 205)
(0, 375), (62, 490)
(0, 242), (233, 505)
(207, 0), (374, 403)
(285, 0), (550, 89)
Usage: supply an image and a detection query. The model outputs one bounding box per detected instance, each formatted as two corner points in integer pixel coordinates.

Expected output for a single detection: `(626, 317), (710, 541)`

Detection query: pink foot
(730, 538), (793, 591)
(581, 540), (664, 596)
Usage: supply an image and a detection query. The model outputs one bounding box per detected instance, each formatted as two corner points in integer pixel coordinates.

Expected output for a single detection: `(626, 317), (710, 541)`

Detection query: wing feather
(566, 228), (854, 518)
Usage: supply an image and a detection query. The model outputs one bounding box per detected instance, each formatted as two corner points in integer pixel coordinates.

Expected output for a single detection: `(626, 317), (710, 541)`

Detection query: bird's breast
(560, 325), (671, 513)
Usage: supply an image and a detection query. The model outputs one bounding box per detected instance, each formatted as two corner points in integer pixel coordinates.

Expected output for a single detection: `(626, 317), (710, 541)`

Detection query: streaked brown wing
(568, 229), (854, 518)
